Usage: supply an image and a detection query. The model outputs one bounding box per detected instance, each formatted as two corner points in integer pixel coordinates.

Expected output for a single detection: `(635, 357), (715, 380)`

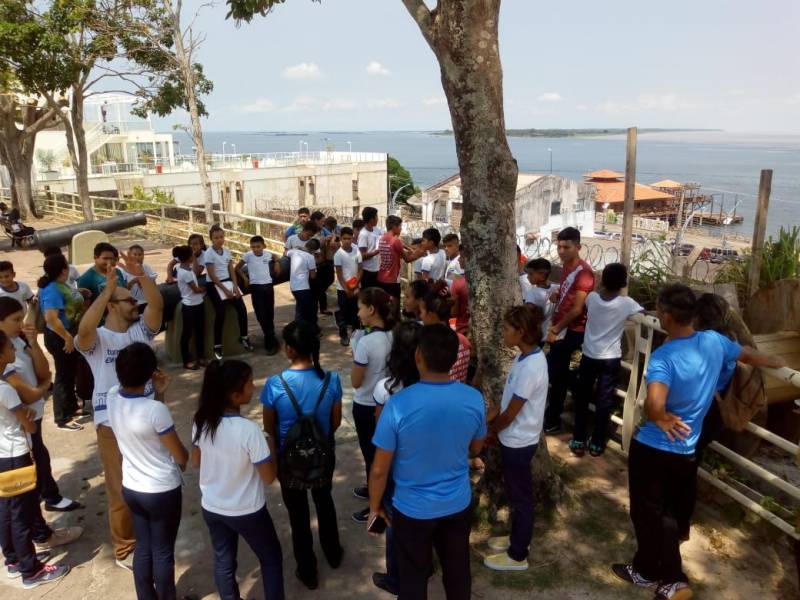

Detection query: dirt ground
(0, 225), (797, 600)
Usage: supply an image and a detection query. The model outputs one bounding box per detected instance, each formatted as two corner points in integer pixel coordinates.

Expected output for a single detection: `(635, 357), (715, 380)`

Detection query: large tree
(227, 0), (561, 509)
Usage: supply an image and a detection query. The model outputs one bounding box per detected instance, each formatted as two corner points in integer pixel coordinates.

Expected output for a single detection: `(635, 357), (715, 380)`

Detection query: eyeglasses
(109, 297), (138, 306)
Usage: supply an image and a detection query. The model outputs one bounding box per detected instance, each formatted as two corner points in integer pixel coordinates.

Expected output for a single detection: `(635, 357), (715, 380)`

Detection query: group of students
(0, 208), (786, 600)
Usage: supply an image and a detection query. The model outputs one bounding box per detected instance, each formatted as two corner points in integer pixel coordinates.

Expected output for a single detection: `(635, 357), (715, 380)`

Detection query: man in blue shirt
(283, 207), (311, 241)
(612, 284), (783, 600)
(370, 324), (486, 600)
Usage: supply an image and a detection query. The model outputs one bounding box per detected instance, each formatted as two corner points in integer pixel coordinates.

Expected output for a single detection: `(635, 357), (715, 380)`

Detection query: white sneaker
(487, 535), (510, 551)
(483, 552), (528, 571)
(34, 526), (83, 551)
(115, 554), (134, 572)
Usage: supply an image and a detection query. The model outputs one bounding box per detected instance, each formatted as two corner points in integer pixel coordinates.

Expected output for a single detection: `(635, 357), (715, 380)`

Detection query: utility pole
(747, 169), (772, 298)
(620, 127), (637, 267)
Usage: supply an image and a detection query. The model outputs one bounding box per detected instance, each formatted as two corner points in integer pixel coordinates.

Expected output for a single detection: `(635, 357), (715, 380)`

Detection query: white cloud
(537, 92), (562, 102)
(366, 61), (390, 76)
(281, 62), (322, 81)
(284, 95), (318, 112)
(366, 98), (403, 109)
(423, 95), (447, 106)
(240, 98), (275, 113)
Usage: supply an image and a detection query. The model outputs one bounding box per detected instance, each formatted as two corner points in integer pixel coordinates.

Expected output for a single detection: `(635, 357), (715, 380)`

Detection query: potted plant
(36, 149), (60, 180)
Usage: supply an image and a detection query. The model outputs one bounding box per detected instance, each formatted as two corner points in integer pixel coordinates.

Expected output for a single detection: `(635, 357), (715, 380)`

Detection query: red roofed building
(584, 169), (675, 215)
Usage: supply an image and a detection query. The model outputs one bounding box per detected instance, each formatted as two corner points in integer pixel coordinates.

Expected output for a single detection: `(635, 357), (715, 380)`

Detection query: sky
(150, 0), (800, 133)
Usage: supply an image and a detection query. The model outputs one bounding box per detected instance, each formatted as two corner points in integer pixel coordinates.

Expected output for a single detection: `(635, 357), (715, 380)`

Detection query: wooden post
(747, 169), (773, 298)
(620, 127), (637, 266)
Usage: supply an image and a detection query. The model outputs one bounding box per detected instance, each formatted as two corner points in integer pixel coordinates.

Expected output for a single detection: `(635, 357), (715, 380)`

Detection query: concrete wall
(514, 175), (596, 241)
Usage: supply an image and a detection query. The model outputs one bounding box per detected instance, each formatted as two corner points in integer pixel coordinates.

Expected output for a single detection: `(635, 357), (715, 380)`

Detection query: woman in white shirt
(193, 359), (284, 600)
(108, 343), (188, 600)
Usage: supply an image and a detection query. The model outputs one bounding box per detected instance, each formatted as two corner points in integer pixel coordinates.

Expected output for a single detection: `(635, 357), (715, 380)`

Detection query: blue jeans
(122, 485), (182, 600)
(500, 442), (538, 561)
(202, 505), (284, 600)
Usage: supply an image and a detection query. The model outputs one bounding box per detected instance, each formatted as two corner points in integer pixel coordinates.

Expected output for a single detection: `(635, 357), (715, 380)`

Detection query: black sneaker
(543, 422), (561, 434)
(654, 581), (693, 599)
(340, 333), (350, 347)
(372, 572), (398, 596)
(239, 337), (254, 352)
(213, 345), (223, 360)
(610, 563), (658, 589)
(353, 486), (369, 500)
(22, 563), (69, 589)
(44, 498), (83, 512)
(6, 551), (51, 579)
(327, 546), (345, 569)
(351, 507), (370, 523)
(295, 569), (318, 590)
(265, 338), (280, 356)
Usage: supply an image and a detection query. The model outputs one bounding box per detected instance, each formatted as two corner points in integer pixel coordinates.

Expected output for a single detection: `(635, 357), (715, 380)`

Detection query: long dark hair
(422, 280), (454, 322)
(38, 254), (68, 289)
(283, 320), (324, 379)
(193, 359), (253, 444)
(358, 287), (396, 329)
(0, 297), (24, 321)
(385, 321), (421, 394)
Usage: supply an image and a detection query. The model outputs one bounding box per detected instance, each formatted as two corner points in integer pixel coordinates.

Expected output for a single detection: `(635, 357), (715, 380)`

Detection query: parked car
(708, 247), (740, 264)
(670, 242), (695, 256)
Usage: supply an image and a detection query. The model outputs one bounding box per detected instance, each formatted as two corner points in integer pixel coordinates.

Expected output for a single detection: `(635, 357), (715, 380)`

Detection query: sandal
(568, 439), (586, 457)
(588, 443), (604, 457)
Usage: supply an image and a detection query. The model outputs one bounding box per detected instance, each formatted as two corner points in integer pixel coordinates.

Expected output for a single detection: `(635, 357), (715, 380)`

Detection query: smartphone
(367, 514), (387, 534)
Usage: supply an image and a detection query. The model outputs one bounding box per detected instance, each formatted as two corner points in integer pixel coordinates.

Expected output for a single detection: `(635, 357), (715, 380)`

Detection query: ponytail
(422, 280), (454, 322)
(282, 320), (325, 379)
(358, 287), (396, 330)
(38, 254), (68, 289)
(193, 359), (253, 444)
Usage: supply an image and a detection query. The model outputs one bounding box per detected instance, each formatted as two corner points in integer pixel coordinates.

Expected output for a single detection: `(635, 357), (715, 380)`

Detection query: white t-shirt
(352, 329), (392, 406)
(123, 265), (158, 305)
(107, 386), (181, 494)
(582, 292), (643, 360)
(3, 337), (44, 420)
(287, 249), (317, 292)
(373, 376), (403, 406)
(192, 415), (270, 517)
(0, 380), (28, 458)
(358, 226), (383, 272)
(177, 266), (204, 306)
(204, 247), (232, 281)
(334, 246), (362, 292)
(444, 257), (464, 283)
(421, 249), (447, 281)
(0, 281), (34, 313)
(79, 319), (157, 427)
(522, 283), (558, 310)
(285, 234), (308, 253)
(519, 273), (532, 298)
(412, 257), (424, 277)
(242, 251), (273, 285)
(498, 349), (548, 448)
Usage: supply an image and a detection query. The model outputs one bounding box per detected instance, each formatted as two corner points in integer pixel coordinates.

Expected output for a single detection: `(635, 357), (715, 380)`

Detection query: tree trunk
(404, 0), (562, 510)
(0, 98), (44, 219)
(70, 89), (94, 221)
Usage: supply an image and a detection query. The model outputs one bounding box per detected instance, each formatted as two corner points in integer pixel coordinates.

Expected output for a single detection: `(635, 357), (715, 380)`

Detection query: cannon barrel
(31, 212), (147, 250)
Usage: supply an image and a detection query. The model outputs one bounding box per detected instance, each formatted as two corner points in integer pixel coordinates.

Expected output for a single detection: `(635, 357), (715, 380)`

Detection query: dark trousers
(250, 283), (276, 342)
(206, 282), (248, 346)
(202, 505), (285, 600)
(378, 281), (401, 300)
(361, 270), (379, 289)
(352, 402), (377, 485)
(314, 261), (335, 312)
(573, 355), (621, 448)
(544, 329), (584, 428)
(279, 480), (342, 579)
(628, 439), (695, 583)
(383, 501), (399, 590)
(43, 327), (78, 425)
(180, 303), (205, 364)
(393, 504), (473, 600)
(500, 442), (538, 561)
(31, 419), (62, 506)
(122, 485), (182, 600)
(335, 290), (359, 335)
(75, 353), (93, 406)
(0, 455), (45, 578)
(292, 289), (318, 330)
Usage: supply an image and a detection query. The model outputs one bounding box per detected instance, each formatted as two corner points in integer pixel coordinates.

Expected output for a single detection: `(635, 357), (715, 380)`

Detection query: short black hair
(557, 227), (581, 244)
(602, 262), (628, 292)
(116, 342), (158, 388)
(340, 226), (354, 237)
(324, 216), (337, 229)
(208, 223), (223, 237)
(297, 207), (310, 216)
(94, 242), (117, 258)
(352, 219), (365, 230)
(442, 233), (459, 245)
(422, 228), (441, 246)
(129, 244), (144, 253)
(417, 324), (459, 373)
(305, 238), (321, 252)
(411, 237), (423, 245)
(174, 245), (193, 262)
(310, 211), (325, 222)
(42, 246), (63, 258)
(0, 261), (13, 273)
(657, 284), (697, 325)
(250, 235), (265, 245)
(525, 258), (551, 273)
(386, 215), (402, 229)
(361, 206), (378, 222)
(302, 221), (320, 234)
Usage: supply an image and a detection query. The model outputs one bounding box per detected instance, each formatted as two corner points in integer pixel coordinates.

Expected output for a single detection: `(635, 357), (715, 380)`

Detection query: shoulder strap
(278, 374), (304, 419)
(314, 372), (332, 411)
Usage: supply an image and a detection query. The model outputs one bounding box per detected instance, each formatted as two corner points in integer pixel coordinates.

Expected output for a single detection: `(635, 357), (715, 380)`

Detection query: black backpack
(278, 371), (334, 490)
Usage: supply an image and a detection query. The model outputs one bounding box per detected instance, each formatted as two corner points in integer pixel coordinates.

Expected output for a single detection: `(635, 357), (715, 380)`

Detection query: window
(352, 179), (359, 202)
(550, 200), (562, 216)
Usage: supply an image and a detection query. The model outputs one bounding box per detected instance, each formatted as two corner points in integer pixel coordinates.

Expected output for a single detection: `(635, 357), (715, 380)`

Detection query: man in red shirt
(449, 253), (470, 335)
(377, 215), (421, 300)
(544, 227), (595, 433)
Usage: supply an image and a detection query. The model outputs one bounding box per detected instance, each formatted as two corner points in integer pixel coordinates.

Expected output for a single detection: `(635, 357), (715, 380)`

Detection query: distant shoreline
(432, 128), (724, 138)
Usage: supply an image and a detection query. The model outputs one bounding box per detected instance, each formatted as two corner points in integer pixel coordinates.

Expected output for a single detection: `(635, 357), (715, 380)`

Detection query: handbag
(0, 432), (37, 498)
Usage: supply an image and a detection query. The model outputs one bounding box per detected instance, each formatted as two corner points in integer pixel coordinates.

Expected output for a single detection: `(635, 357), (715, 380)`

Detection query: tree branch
(401, 0), (434, 45)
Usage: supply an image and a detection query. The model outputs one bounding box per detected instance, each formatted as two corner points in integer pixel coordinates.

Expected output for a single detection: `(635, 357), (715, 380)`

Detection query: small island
(432, 127), (723, 138)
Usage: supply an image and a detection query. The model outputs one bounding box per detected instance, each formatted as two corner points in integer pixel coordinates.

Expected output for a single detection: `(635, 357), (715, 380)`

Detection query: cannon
(0, 212), (148, 252)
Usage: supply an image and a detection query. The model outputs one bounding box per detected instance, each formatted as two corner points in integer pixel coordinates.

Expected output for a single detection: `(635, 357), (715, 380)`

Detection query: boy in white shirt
(175, 245), (206, 369)
(570, 263), (643, 457)
(442, 234), (464, 283)
(0, 261), (34, 313)
(410, 238), (424, 280)
(236, 236), (281, 355)
(418, 228), (447, 282)
(333, 227), (363, 346)
(284, 221), (320, 254)
(287, 239), (319, 331)
(122, 245), (158, 312)
(522, 258), (560, 338)
(358, 206), (383, 289)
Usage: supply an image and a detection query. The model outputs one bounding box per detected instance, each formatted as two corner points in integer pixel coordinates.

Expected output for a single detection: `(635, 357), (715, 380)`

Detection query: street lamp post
(231, 143), (236, 158)
(548, 147), (553, 174)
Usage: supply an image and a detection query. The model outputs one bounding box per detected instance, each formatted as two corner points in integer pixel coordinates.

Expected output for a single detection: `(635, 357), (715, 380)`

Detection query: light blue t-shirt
(636, 330), (741, 455)
(39, 281), (68, 329)
(373, 380), (487, 519)
(260, 368), (342, 448)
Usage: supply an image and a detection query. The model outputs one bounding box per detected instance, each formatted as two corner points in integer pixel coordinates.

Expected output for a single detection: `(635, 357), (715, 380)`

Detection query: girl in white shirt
(193, 359), (284, 600)
(108, 343), (188, 600)
(485, 305), (549, 572)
